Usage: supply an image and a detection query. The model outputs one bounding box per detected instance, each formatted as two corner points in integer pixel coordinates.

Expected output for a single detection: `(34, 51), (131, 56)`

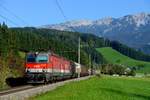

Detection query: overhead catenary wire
(0, 4), (29, 26)
(55, 0), (77, 32)
(0, 14), (19, 26)
(55, 0), (68, 21)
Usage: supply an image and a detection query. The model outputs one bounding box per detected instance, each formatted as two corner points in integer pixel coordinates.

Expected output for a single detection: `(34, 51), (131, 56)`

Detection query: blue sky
(0, 0), (150, 27)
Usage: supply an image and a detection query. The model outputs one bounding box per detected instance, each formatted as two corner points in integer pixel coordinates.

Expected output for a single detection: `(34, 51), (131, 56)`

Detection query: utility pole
(89, 54), (93, 75)
(78, 37), (81, 78)
(89, 54), (91, 75)
(78, 37), (80, 64)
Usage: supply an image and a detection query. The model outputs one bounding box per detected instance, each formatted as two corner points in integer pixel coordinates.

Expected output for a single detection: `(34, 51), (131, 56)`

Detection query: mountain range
(41, 12), (150, 54)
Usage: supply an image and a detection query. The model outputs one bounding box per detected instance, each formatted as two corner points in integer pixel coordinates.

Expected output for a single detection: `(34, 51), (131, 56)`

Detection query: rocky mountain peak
(64, 20), (93, 27)
(94, 17), (114, 25)
(40, 12), (150, 54)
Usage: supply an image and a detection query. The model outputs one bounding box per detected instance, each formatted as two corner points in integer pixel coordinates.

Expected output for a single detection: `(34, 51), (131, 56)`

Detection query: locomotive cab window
(27, 54), (36, 62)
(26, 54), (48, 63)
(36, 55), (48, 63)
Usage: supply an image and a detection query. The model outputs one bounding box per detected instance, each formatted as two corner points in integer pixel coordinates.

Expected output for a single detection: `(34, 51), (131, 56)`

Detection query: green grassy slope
(30, 76), (150, 100)
(96, 47), (150, 73)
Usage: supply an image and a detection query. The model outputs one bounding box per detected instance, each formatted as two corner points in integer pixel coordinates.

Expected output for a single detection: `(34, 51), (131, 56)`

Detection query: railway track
(0, 76), (92, 100)
(0, 85), (35, 96)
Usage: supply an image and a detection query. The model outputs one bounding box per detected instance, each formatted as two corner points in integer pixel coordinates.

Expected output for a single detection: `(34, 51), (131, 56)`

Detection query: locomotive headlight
(42, 69), (47, 72)
(26, 69), (30, 73)
(42, 69), (45, 72)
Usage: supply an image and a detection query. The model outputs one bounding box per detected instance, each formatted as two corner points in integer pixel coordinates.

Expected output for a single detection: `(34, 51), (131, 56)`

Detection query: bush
(100, 64), (136, 76)
(101, 64), (126, 75)
(0, 59), (10, 89)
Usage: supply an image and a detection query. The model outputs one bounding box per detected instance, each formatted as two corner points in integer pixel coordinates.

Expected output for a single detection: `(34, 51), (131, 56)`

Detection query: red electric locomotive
(25, 51), (90, 83)
(25, 52), (76, 83)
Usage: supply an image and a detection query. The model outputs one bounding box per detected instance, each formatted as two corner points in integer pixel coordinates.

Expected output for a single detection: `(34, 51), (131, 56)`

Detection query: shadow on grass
(100, 87), (150, 100)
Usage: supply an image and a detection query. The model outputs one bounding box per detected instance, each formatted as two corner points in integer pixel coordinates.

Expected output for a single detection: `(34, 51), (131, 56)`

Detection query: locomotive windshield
(27, 54), (36, 62)
(27, 54), (48, 63)
(36, 55), (48, 63)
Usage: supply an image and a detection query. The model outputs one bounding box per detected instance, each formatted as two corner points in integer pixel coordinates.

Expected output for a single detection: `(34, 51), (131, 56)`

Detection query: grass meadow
(96, 47), (150, 73)
(30, 76), (150, 100)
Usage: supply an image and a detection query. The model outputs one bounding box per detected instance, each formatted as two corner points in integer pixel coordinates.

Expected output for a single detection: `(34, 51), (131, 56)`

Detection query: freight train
(25, 52), (89, 83)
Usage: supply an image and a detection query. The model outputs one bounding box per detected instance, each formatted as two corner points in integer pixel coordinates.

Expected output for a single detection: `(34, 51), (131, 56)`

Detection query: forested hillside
(0, 22), (150, 89)
(10, 27), (150, 62)
(10, 27), (105, 65)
